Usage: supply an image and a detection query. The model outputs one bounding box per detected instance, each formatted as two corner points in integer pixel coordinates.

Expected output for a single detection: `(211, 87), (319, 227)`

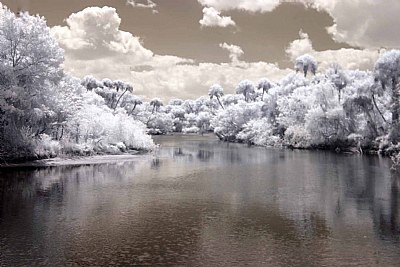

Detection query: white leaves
(0, 10), (63, 87)
(208, 84), (224, 98)
(235, 79), (255, 101)
(374, 50), (400, 88)
(294, 54), (318, 77)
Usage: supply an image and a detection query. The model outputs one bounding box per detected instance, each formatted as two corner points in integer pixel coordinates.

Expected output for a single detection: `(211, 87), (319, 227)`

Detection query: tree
(236, 80), (255, 102)
(343, 96), (378, 138)
(328, 63), (347, 103)
(295, 54), (317, 77)
(114, 82), (133, 110)
(81, 75), (101, 91)
(374, 50), (400, 142)
(169, 98), (184, 106)
(150, 98), (163, 114)
(0, 10), (63, 88)
(128, 96), (142, 115)
(0, 8), (64, 157)
(208, 84), (224, 109)
(102, 78), (114, 89)
(257, 78), (272, 101)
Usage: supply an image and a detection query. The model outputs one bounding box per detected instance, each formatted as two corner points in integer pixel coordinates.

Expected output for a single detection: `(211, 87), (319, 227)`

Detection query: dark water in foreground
(0, 134), (399, 266)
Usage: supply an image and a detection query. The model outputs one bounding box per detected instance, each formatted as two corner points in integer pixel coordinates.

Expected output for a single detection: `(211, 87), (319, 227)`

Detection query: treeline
(107, 51), (400, 164)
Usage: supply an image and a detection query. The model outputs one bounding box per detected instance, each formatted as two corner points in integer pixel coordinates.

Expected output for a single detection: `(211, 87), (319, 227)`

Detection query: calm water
(0, 134), (399, 266)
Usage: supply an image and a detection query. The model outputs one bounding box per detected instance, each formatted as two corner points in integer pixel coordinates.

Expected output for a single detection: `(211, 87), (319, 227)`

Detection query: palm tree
(295, 54), (317, 77)
(236, 80), (255, 102)
(208, 84), (224, 109)
(129, 96), (143, 115)
(257, 78), (272, 101)
(81, 75), (101, 91)
(329, 63), (347, 103)
(150, 98), (163, 114)
(114, 83), (133, 110)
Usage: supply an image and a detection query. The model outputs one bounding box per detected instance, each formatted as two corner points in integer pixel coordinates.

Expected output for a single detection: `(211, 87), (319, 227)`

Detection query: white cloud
(126, 0), (158, 13)
(198, 0), (400, 49)
(311, 0), (400, 49)
(199, 7), (236, 27)
(51, 5), (385, 102)
(219, 43), (244, 63)
(285, 30), (313, 61)
(51, 6), (288, 101)
(130, 62), (291, 100)
(198, 0), (280, 13)
(286, 30), (379, 71)
(51, 6), (153, 60)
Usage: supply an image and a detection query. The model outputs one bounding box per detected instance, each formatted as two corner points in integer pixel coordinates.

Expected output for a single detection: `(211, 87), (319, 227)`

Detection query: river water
(0, 134), (399, 266)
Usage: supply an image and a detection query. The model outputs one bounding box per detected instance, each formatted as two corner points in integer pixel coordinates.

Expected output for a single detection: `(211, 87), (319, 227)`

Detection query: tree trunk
(59, 126), (64, 140)
(113, 89), (128, 110)
(129, 103), (137, 115)
(216, 96), (224, 110)
(372, 93), (387, 124)
(365, 110), (378, 137)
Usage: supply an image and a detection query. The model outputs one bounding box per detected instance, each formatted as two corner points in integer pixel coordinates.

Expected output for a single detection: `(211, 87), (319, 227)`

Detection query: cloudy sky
(2, 0), (398, 100)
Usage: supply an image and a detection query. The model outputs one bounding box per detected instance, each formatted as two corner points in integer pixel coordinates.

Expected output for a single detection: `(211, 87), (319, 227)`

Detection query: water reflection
(0, 134), (399, 266)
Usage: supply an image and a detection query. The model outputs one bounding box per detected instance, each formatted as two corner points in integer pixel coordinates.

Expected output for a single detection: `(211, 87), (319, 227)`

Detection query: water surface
(1, 134), (399, 266)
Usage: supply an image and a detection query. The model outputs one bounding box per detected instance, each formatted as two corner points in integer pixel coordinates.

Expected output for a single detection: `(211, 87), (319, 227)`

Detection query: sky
(1, 0), (398, 101)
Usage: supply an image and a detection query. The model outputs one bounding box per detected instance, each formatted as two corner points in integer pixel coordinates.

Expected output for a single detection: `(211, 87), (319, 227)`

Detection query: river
(0, 134), (399, 266)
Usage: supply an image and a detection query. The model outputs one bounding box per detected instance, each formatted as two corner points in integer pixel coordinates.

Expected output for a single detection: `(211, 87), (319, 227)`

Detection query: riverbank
(0, 133), (211, 167)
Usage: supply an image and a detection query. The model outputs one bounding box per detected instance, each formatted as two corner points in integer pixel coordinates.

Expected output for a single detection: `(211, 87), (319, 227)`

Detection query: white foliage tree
(150, 98), (163, 114)
(257, 78), (272, 101)
(236, 80), (255, 102)
(327, 63), (348, 103)
(0, 7), (64, 158)
(374, 50), (400, 142)
(295, 54), (317, 78)
(208, 83), (224, 109)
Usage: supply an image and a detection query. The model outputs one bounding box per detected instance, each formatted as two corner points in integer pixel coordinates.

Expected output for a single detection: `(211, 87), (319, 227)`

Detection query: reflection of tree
(196, 150), (214, 162)
(377, 175), (400, 240)
(173, 147), (184, 156)
(226, 150), (242, 164)
(151, 158), (161, 169)
(172, 148), (194, 161)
